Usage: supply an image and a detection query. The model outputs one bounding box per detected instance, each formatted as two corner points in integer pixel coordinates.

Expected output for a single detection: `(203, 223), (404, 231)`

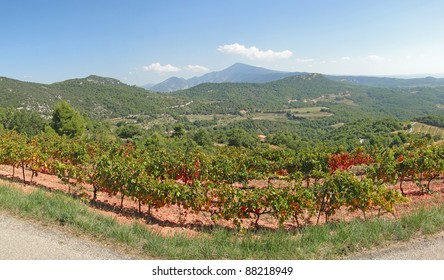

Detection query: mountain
(150, 77), (189, 92)
(150, 63), (444, 92)
(140, 83), (155, 90)
(177, 72), (357, 101)
(150, 63), (304, 92)
(328, 75), (444, 87)
(2, 71), (444, 123)
(171, 73), (444, 120)
(173, 73), (357, 112)
(0, 75), (181, 118)
(81, 75), (124, 85)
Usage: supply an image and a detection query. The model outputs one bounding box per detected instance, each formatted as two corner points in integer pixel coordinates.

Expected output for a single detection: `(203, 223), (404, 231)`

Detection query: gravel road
(0, 212), (131, 260)
(2, 210), (444, 260)
(350, 231), (444, 260)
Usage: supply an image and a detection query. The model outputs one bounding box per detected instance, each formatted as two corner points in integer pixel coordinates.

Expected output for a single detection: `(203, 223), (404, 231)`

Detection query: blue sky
(2, 0), (444, 85)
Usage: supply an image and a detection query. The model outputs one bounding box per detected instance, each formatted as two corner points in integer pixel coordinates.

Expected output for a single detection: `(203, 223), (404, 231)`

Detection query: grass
(285, 106), (327, 113)
(251, 113), (288, 121)
(254, 107), (333, 120)
(1, 183), (444, 259)
(411, 122), (444, 138)
(184, 107), (333, 125)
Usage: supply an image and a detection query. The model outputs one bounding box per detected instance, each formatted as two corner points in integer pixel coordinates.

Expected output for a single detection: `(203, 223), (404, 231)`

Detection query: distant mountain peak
(150, 76), (189, 92)
(150, 63), (303, 92)
(225, 62), (271, 71)
(231, 62), (249, 67)
(223, 63), (286, 75)
(163, 76), (187, 82)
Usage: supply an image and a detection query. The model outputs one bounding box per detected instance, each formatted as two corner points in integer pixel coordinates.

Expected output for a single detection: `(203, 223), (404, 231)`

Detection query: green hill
(1, 73), (443, 125)
(170, 73), (444, 120)
(0, 76), (182, 118)
(172, 73), (356, 114)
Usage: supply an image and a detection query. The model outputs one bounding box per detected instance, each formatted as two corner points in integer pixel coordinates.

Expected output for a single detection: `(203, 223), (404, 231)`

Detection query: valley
(1, 63), (444, 261)
(2, 64), (444, 151)
(5, 0), (444, 268)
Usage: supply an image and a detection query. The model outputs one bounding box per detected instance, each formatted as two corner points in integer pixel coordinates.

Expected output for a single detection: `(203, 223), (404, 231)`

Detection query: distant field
(184, 106), (332, 126)
(109, 114), (177, 130)
(111, 106), (333, 131)
(331, 122), (345, 128)
(410, 122), (444, 138)
(251, 106), (333, 121)
(185, 114), (244, 126)
(185, 114), (227, 122)
(283, 106), (333, 118)
(251, 112), (288, 121)
(287, 106), (327, 113)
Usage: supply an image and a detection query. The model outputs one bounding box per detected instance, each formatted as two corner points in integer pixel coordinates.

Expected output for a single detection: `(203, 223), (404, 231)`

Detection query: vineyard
(0, 130), (443, 230)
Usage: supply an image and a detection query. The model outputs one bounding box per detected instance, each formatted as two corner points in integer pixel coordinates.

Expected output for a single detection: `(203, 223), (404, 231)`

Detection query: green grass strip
(0, 183), (444, 259)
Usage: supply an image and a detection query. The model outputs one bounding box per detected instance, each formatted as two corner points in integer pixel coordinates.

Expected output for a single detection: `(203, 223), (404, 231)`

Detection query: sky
(2, 0), (444, 85)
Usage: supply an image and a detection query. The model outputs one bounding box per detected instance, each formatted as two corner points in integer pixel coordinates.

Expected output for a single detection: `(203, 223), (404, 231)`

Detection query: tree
(116, 124), (143, 139)
(172, 123), (185, 138)
(51, 100), (86, 138)
(192, 128), (213, 147)
(227, 128), (258, 148)
(0, 107), (47, 136)
(145, 132), (165, 149)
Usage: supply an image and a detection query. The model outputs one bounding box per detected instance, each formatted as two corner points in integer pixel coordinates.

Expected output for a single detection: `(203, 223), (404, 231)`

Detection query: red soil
(0, 164), (443, 237)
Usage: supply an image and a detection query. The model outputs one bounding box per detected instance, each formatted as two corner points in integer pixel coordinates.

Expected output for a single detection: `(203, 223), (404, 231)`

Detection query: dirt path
(0, 212), (132, 260)
(350, 231), (444, 260)
(3, 207), (444, 260)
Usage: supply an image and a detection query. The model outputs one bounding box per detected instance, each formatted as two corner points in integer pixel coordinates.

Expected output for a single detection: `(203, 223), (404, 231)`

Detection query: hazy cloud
(341, 56), (351, 61)
(365, 55), (385, 62)
(143, 63), (181, 73)
(186, 64), (209, 73)
(217, 43), (293, 60)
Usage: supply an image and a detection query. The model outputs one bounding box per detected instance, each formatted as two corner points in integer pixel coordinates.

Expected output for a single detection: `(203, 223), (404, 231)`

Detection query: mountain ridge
(148, 63), (444, 92)
(4, 63), (444, 92)
(0, 74), (181, 118)
(150, 63), (304, 92)
(1, 70), (444, 123)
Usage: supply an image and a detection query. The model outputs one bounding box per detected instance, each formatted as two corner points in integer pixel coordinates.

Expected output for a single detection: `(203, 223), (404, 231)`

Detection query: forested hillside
(170, 73), (444, 120)
(1, 72), (443, 151)
(0, 76), (182, 118)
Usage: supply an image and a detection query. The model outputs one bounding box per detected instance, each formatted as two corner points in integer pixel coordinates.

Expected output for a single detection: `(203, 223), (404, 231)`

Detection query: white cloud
(296, 58), (314, 63)
(217, 43), (293, 60)
(143, 63), (181, 73)
(365, 55), (385, 62)
(186, 65), (209, 73)
(341, 56), (351, 61)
